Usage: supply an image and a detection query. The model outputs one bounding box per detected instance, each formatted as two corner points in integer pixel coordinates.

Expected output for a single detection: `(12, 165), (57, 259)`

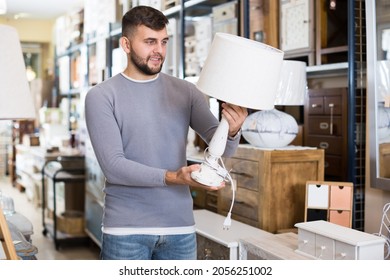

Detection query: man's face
(126, 25), (169, 76)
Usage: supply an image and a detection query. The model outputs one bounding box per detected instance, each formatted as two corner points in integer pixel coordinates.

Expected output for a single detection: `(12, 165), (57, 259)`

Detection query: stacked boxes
(212, 1), (238, 36)
(185, 17), (212, 77)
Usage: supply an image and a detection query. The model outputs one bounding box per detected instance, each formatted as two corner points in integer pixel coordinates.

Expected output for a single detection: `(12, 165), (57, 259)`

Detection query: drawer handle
(317, 245), (326, 259)
(320, 122), (329, 130)
(230, 170), (253, 178)
(311, 104), (321, 108)
(319, 142), (329, 149)
(329, 104), (334, 135)
(232, 199), (245, 205)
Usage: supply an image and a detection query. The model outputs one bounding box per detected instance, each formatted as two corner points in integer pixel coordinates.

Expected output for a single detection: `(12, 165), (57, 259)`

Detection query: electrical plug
(223, 212), (232, 230)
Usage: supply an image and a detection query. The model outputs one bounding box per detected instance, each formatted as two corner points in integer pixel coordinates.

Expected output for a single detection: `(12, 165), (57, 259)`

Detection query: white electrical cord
(197, 148), (236, 230)
(216, 156), (235, 230)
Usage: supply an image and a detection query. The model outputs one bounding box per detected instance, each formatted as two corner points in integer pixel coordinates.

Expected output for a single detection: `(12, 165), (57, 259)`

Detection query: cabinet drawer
(324, 95), (343, 115)
(324, 155), (343, 177)
(212, 1), (237, 23)
(306, 209), (328, 221)
(334, 241), (356, 260)
(315, 235), (334, 259)
(219, 187), (258, 222)
(206, 193), (218, 210)
(224, 158), (259, 192)
(305, 136), (343, 155)
(297, 229), (316, 257)
(308, 95), (342, 115)
(329, 210), (351, 228)
(308, 96), (324, 114)
(307, 183), (329, 208)
(307, 116), (343, 136)
(329, 185), (352, 210)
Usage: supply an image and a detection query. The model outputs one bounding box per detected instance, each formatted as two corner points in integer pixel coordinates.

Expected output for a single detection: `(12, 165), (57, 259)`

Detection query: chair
(0, 206), (18, 260)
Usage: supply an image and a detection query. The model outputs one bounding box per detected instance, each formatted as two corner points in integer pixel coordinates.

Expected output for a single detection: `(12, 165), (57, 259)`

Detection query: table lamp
(191, 32), (284, 187)
(0, 25), (36, 120)
(242, 60), (307, 148)
(0, 24), (35, 260)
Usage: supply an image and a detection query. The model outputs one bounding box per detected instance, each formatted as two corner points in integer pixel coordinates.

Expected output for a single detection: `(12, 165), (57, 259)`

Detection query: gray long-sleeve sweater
(85, 72), (239, 229)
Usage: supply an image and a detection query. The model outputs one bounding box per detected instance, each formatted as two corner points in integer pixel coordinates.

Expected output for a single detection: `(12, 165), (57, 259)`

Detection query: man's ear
(120, 36), (131, 54)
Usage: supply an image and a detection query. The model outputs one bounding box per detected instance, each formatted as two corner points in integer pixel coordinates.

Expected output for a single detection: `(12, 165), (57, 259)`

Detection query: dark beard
(130, 50), (164, 76)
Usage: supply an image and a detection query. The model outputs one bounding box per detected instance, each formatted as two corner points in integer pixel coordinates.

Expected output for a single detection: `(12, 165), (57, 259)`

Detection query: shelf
(306, 62), (348, 78)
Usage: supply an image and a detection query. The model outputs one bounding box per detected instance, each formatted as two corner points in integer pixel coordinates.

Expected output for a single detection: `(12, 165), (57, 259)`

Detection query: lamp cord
(218, 157), (235, 230)
(199, 148), (235, 229)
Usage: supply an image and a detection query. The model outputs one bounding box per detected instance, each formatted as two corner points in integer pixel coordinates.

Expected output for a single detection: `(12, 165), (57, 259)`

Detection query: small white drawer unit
(295, 220), (386, 260)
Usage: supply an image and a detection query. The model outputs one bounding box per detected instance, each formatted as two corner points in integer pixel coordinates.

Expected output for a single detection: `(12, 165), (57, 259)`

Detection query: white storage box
(295, 220), (386, 260)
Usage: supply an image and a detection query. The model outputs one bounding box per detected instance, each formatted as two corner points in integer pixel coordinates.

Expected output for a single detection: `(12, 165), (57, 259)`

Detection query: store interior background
(0, 0), (390, 259)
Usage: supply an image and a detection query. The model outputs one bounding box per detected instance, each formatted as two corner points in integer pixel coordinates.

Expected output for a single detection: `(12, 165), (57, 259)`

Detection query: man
(85, 5), (247, 260)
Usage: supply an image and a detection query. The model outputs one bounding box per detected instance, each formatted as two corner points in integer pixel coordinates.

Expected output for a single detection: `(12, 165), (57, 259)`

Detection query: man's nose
(154, 42), (164, 53)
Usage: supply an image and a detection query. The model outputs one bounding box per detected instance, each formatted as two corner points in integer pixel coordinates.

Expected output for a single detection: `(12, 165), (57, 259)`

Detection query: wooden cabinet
(305, 181), (353, 228)
(280, 0), (348, 66)
(304, 87), (348, 181)
(217, 145), (324, 233)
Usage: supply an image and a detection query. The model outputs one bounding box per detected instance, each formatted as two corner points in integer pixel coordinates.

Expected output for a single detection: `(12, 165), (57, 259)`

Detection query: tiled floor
(0, 176), (100, 260)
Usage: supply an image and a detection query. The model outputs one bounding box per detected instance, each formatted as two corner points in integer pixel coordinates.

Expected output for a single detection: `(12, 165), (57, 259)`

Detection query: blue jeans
(101, 233), (197, 260)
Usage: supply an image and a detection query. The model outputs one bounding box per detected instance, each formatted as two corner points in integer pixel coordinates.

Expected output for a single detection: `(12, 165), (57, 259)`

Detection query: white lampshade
(0, 25), (36, 120)
(242, 60), (307, 148)
(196, 33), (284, 110)
(377, 60), (390, 104)
(275, 60), (307, 106)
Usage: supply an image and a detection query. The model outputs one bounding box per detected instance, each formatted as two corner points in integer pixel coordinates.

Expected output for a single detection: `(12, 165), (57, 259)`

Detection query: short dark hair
(122, 6), (169, 37)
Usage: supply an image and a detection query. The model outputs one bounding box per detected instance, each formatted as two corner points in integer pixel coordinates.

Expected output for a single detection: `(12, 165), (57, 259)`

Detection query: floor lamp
(0, 24), (36, 260)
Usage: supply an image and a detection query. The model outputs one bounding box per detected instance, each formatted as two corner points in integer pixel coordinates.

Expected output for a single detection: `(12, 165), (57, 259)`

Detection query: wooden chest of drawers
(304, 88), (348, 181)
(217, 145), (324, 233)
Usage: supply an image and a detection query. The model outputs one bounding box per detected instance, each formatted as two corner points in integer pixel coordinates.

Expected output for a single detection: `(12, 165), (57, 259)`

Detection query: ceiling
(2, 0), (85, 20)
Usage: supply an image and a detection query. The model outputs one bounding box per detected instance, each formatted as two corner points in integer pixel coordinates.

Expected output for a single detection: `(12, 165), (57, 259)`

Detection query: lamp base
(242, 109), (298, 148)
(191, 162), (225, 187)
